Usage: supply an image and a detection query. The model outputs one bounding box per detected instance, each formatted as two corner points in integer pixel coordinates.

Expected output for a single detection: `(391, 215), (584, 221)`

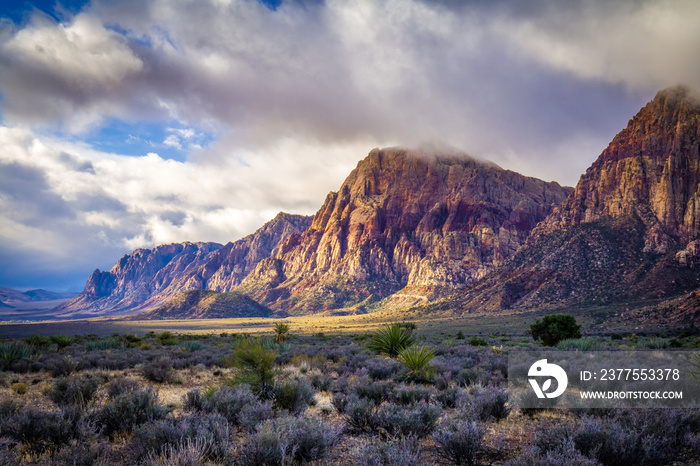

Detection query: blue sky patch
(78, 119), (216, 161)
(0, 0), (91, 24)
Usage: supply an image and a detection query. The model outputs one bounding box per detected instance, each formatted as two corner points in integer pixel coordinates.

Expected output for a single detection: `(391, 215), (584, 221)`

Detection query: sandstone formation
(441, 85), (700, 322)
(240, 148), (571, 313)
(56, 212), (311, 317)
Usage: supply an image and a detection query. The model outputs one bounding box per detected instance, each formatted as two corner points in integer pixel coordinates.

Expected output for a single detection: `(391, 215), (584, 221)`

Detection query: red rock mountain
(239, 148), (571, 313)
(56, 212), (311, 317)
(442, 85), (700, 324)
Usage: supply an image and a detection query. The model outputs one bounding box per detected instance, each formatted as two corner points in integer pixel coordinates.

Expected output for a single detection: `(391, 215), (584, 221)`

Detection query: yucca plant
(398, 345), (435, 381)
(49, 335), (73, 351)
(0, 341), (34, 370)
(368, 323), (416, 358)
(273, 322), (290, 343)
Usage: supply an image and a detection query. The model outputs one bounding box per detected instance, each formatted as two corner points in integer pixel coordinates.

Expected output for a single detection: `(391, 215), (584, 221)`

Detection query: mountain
(0, 287), (77, 304)
(129, 290), (272, 320)
(436, 85), (700, 325)
(57, 212), (312, 317)
(239, 148), (572, 313)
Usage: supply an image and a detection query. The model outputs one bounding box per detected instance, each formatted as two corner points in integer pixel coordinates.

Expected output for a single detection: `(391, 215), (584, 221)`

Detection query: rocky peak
(54, 213), (311, 317)
(537, 85), (700, 253)
(243, 147), (572, 312)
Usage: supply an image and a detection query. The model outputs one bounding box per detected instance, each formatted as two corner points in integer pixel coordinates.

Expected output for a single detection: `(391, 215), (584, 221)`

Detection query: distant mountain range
(52, 85), (700, 328)
(0, 287), (78, 319)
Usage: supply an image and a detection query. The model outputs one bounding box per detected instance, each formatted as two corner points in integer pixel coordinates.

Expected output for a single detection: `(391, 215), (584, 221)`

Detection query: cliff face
(536, 86), (700, 253)
(240, 148), (571, 313)
(55, 242), (222, 317)
(56, 212), (312, 317)
(444, 86), (700, 321)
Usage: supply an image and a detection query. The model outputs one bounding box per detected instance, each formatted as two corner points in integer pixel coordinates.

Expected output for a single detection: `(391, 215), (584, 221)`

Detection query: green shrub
(227, 337), (277, 398)
(530, 314), (581, 346)
(610, 333), (623, 340)
(468, 336), (488, 347)
(272, 379), (316, 414)
(397, 345), (435, 381)
(156, 332), (178, 346)
(368, 323), (416, 358)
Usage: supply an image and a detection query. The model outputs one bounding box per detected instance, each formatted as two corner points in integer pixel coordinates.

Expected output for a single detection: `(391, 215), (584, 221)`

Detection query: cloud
(0, 12), (143, 131)
(0, 0), (699, 289)
(493, 0), (700, 92)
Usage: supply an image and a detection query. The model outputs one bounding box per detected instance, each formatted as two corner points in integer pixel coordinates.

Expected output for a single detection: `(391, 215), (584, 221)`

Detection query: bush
(46, 355), (77, 377)
(49, 374), (99, 407)
(433, 419), (486, 466)
(10, 383), (27, 395)
(130, 413), (232, 463)
(156, 332), (178, 346)
(467, 385), (511, 422)
(95, 388), (170, 438)
(272, 379), (316, 414)
(506, 440), (598, 466)
(107, 376), (140, 399)
(142, 357), (175, 383)
(141, 438), (208, 466)
(556, 338), (601, 351)
(530, 315), (581, 346)
(469, 336), (488, 347)
(0, 405), (86, 455)
(398, 345), (435, 381)
(197, 385), (274, 430)
(238, 416), (338, 465)
(353, 435), (422, 466)
(375, 401), (441, 437)
(368, 323), (416, 358)
(227, 338), (277, 398)
(392, 383), (436, 406)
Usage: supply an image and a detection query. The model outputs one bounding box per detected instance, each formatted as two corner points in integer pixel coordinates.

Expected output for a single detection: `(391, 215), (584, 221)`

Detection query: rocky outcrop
(54, 242), (223, 317)
(442, 85), (700, 320)
(534, 85), (700, 253)
(56, 212), (312, 317)
(241, 148), (571, 313)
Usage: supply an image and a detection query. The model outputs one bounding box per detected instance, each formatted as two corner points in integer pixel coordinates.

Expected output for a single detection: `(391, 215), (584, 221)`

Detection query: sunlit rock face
(240, 147), (571, 313)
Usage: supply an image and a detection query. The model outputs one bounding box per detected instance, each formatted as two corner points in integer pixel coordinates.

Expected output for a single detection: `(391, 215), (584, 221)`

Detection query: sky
(1, 0), (700, 292)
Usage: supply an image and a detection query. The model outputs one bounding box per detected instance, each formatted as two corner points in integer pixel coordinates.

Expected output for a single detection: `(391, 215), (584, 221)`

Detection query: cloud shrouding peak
(0, 0), (699, 290)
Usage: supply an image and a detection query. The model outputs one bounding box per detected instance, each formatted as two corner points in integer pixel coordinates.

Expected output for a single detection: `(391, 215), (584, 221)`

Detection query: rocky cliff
(440, 85), (700, 322)
(56, 212), (312, 317)
(239, 148), (571, 313)
(54, 242), (223, 317)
